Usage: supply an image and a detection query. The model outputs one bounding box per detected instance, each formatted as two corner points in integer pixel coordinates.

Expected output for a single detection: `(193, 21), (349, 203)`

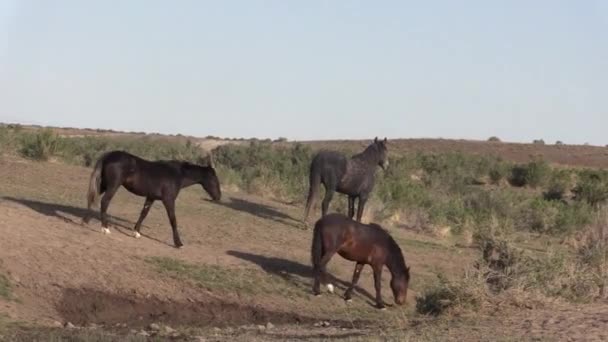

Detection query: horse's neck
(179, 165), (203, 188)
(351, 147), (378, 167)
(384, 245), (405, 277)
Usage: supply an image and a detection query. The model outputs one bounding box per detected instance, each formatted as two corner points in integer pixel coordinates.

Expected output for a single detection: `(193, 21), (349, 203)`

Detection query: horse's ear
(374, 137), (378, 143)
(384, 137), (387, 143)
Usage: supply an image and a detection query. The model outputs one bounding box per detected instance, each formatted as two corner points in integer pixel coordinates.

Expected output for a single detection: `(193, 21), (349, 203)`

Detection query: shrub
(533, 139), (545, 145)
(488, 161), (510, 185)
(487, 136), (501, 142)
(525, 159), (551, 188)
(573, 171), (608, 208)
(544, 169), (571, 201)
(213, 141), (313, 201)
(509, 159), (551, 188)
(476, 235), (597, 302)
(415, 273), (483, 316)
(18, 129), (59, 161)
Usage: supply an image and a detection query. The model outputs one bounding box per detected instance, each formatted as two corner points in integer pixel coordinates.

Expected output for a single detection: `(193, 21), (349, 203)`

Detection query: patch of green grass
(0, 273), (12, 301)
(145, 256), (307, 298)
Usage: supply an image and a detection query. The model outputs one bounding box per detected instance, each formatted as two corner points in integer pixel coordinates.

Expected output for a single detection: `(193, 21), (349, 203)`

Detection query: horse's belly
(337, 250), (369, 263)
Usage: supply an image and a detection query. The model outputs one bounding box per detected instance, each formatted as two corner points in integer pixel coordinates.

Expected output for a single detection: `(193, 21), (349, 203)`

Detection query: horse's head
(373, 137), (389, 170)
(391, 265), (410, 306)
(201, 166), (221, 201)
(197, 154), (221, 201)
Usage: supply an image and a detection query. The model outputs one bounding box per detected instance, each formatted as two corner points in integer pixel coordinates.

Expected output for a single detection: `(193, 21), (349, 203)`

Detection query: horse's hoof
(326, 284), (334, 294)
(101, 228), (111, 234)
(134, 232), (141, 239)
(345, 298), (353, 303)
(377, 306), (387, 311)
(314, 294), (321, 297)
(175, 244), (184, 249)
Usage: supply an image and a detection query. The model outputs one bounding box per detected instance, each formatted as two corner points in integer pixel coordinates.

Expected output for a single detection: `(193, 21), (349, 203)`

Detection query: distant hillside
(3, 122), (608, 169)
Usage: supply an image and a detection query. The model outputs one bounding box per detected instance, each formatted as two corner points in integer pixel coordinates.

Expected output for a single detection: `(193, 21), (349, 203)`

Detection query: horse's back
(319, 214), (392, 243)
(311, 151), (348, 179)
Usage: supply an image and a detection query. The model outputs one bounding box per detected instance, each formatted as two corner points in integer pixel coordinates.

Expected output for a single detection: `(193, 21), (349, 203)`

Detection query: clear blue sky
(1, 1), (607, 144)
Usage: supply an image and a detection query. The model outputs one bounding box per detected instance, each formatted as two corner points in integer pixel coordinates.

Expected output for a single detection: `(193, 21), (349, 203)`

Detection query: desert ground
(1, 130), (608, 341)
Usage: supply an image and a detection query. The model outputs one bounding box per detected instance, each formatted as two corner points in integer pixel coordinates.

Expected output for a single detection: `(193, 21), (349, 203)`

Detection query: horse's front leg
(162, 197), (183, 248)
(372, 264), (386, 309)
(133, 197), (154, 238)
(344, 262), (364, 301)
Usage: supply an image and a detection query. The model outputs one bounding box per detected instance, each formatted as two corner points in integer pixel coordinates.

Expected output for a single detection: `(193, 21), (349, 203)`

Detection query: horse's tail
(311, 219), (324, 275)
(303, 157), (322, 224)
(86, 153), (107, 211)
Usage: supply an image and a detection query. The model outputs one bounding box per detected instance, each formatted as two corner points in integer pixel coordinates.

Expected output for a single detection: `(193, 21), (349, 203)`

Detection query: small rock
(64, 322), (76, 329)
(193, 337), (206, 342)
(164, 325), (176, 334)
(213, 327), (221, 332)
(257, 325), (266, 331)
(321, 321), (330, 327)
(149, 323), (161, 331)
(88, 323), (101, 329)
(138, 330), (150, 337)
(51, 321), (63, 328)
(265, 322), (274, 330)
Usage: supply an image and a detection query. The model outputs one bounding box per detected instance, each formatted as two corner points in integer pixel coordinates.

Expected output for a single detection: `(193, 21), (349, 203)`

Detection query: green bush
(573, 171), (608, 207)
(544, 169), (572, 201)
(213, 141), (312, 201)
(18, 129), (59, 161)
(509, 159), (551, 188)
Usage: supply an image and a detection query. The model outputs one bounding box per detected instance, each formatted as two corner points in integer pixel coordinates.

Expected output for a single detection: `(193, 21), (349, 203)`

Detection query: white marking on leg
(102, 228), (111, 234)
(326, 283), (334, 293)
(134, 231), (141, 239)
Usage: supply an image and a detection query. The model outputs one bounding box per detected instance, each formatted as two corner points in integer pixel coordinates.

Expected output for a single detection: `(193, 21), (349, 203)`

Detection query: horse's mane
(352, 142), (381, 163)
(368, 223), (409, 280)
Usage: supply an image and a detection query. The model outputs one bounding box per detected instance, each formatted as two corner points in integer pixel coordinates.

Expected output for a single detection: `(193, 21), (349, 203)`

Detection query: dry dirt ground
(1, 155), (608, 341)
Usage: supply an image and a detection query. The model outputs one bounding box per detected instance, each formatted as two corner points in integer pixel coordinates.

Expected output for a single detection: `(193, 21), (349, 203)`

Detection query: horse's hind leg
(321, 182), (336, 217)
(99, 183), (120, 234)
(133, 197), (154, 238)
(344, 262), (364, 302)
(316, 249), (338, 294)
(356, 194), (368, 222)
(348, 196), (356, 219)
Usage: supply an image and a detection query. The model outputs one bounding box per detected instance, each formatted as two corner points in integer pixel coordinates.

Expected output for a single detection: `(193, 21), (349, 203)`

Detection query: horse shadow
(213, 197), (303, 229)
(226, 250), (377, 305)
(1, 196), (138, 236)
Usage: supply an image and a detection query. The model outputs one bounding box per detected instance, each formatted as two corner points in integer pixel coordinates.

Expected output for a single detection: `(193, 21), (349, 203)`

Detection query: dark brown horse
(83, 150), (221, 248)
(303, 137), (388, 224)
(311, 213), (410, 309)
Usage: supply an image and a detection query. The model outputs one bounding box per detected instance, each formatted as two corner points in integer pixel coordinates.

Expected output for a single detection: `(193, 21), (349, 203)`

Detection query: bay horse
(311, 213), (410, 309)
(303, 137), (388, 224)
(82, 150), (221, 248)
